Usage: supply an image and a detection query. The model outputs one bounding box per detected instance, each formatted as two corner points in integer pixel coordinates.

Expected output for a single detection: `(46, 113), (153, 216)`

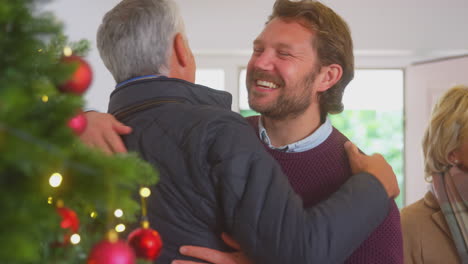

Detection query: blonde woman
(402, 85), (468, 263)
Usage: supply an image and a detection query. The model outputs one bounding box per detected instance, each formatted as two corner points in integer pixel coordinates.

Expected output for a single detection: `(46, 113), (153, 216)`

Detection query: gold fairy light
(63, 46), (73, 57)
(70, 234), (81, 245)
(49, 172), (63, 188)
(139, 187), (151, 198)
(139, 187), (151, 220)
(115, 224), (126, 233)
(114, 209), (123, 218)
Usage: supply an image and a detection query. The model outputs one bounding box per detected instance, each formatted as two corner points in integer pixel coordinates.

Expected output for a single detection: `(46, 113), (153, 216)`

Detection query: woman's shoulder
(400, 191), (440, 238)
(401, 191), (438, 219)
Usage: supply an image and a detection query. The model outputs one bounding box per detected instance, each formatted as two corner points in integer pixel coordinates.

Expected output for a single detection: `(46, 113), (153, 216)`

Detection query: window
(238, 69), (257, 116)
(195, 69), (225, 91)
(331, 69), (404, 207)
(238, 68), (405, 207)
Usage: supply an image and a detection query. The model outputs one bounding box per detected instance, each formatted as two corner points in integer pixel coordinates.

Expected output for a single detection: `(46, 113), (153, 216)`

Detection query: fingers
(104, 128), (128, 153)
(79, 111), (129, 154)
(344, 141), (362, 174)
(221, 233), (241, 250)
(172, 261), (208, 264)
(106, 115), (130, 153)
(92, 136), (114, 155)
(344, 141), (361, 162)
(171, 261), (208, 264)
(344, 141), (358, 155)
(106, 119), (131, 153)
(178, 246), (231, 264)
(80, 128), (114, 155)
(113, 121), (132, 135)
(344, 141), (400, 198)
(371, 153), (385, 163)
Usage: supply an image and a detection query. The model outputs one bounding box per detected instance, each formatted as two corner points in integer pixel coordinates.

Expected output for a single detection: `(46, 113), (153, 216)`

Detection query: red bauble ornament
(55, 206), (80, 245)
(127, 227), (163, 261)
(57, 207), (80, 232)
(87, 239), (136, 264)
(68, 112), (87, 135)
(59, 55), (93, 95)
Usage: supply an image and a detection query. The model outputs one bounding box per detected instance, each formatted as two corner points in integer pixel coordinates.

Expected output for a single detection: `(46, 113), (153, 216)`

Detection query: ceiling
(176, 0), (468, 62)
(43, 0), (468, 112)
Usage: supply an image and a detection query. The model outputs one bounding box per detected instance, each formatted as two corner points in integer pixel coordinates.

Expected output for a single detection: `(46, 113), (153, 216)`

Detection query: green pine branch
(0, 0), (159, 263)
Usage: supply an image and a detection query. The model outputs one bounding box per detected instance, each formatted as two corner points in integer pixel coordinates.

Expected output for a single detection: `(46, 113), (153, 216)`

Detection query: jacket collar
(425, 191), (452, 238)
(108, 76), (232, 114)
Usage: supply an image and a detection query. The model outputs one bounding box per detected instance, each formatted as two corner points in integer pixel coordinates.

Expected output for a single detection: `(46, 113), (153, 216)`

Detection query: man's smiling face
(246, 17), (321, 120)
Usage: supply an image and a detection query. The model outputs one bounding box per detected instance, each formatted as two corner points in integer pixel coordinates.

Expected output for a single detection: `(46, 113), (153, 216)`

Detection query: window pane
(239, 69), (249, 110)
(239, 69), (259, 116)
(195, 69), (225, 91)
(343, 70), (403, 110)
(330, 69), (405, 207)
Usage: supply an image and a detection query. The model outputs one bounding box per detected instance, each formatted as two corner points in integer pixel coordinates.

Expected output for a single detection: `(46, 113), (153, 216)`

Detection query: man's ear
(315, 64), (343, 92)
(173, 33), (188, 67)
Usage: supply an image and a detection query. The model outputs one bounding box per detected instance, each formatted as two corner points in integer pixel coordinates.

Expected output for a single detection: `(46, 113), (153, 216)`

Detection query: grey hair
(97, 0), (185, 83)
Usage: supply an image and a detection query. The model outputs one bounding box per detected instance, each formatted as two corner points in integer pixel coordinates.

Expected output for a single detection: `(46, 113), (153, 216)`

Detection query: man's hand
(79, 111), (131, 154)
(172, 233), (253, 264)
(344, 141), (400, 199)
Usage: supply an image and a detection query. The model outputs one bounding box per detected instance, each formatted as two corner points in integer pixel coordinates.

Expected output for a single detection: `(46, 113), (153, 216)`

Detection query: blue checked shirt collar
(258, 116), (333, 153)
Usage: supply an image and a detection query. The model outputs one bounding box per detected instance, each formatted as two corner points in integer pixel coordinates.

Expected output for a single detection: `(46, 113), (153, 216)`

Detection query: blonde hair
(423, 85), (468, 181)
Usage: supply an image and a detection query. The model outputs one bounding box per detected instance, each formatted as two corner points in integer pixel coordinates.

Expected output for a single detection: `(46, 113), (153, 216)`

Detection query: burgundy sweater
(247, 116), (403, 263)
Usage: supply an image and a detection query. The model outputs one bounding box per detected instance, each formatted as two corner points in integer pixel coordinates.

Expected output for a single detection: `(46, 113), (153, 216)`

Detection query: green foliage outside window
(240, 110), (259, 118)
(330, 110), (405, 207)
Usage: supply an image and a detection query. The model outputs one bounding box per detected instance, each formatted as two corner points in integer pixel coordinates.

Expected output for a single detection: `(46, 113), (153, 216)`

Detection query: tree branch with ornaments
(0, 0), (161, 263)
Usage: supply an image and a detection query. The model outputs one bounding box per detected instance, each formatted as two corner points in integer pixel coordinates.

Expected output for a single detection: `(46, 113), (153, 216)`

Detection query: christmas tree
(0, 0), (160, 263)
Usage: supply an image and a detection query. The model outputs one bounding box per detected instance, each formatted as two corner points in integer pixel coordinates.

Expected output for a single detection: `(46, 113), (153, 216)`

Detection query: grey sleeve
(209, 119), (390, 264)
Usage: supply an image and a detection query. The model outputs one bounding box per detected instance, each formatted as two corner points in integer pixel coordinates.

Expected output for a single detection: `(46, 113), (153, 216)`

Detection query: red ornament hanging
(55, 200), (80, 245)
(127, 221), (163, 261)
(59, 55), (93, 95)
(127, 187), (163, 261)
(68, 111), (87, 135)
(88, 232), (136, 264)
(57, 207), (80, 233)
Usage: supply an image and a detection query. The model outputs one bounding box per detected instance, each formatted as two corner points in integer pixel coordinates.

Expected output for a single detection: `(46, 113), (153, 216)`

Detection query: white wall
(179, 0), (468, 55)
(45, 0), (121, 112)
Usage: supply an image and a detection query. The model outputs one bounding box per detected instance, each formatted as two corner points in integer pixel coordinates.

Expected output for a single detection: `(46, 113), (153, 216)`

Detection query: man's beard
(247, 69), (317, 121)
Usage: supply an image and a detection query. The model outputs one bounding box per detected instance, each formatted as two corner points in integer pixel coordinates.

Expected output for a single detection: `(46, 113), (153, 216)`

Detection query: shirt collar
(258, 116), (333, 153)
(116, 74), (162, 89)
(108, 76), (233, 115)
